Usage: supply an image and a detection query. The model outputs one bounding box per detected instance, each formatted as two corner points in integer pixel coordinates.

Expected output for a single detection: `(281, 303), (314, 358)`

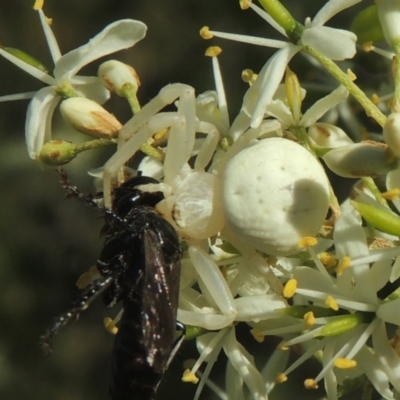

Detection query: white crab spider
(103, 83), (225, 242)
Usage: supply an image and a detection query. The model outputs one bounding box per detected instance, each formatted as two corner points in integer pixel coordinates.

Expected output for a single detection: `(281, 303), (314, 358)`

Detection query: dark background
(0, 1), (376, 399)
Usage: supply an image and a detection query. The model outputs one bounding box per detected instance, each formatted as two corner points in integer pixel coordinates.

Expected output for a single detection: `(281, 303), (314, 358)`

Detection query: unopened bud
(308, 123), (353, 148)
(39, 140), (78, 165)
(376, 0), (400, 47)
(323, 141), (398, 178)
(285, 66), (302, 123)
(383, 112), (400, 157)
(60, 98), (122, 138)
(98, 60), (140, 97)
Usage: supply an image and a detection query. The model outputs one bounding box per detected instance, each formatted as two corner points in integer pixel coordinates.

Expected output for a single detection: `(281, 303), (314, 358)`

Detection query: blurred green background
(0, 1), (375, 399)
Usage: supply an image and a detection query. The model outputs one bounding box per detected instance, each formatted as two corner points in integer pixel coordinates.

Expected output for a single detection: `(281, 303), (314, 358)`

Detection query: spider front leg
(103, 83), (196, 208)
(40, 275), (113, 356)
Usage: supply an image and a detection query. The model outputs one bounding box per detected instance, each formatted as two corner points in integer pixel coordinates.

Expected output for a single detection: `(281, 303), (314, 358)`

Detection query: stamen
(239, 0), (251, 10)
(205, 46), (222, 57)
(275, 373), (287, 383)
(104, 317), (119, 334)
(370, 93), (380, 105)
(334, 358), (357, 369)
(362, 41), (373, 52)
(278, 341), (289, 351)
(33, 0), (44, 10)
(336, 256), (351, 275)
(76, 265), (100, 289)
(382, 188), (400, 200)
(250, 327), (265, 343)
(319, 252), (337, 267)
(347, 69), (356, 81)
(304, 379), (318, 389)
(241, 68), (258, 85)
(205, 46), (230, 131)
(283, 279), (297, 298)
(298, 236), (317, 248)
(200, 26), (213, 40)
(182, 369), (199, 384)
(304, 311), (315, 329)
(325, 296), (339, 311)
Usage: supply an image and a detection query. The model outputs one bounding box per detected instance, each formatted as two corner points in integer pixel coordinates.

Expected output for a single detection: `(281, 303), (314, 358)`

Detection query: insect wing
(142, 228), (181, 373)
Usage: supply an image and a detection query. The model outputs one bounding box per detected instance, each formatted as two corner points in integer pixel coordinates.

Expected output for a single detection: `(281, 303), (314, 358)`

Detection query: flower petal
(72, 77), (110, 104)
(25, 87), (60, 159)
(300, 86), (348, 127)
(242, 44), (299, 128)
(376, 298), (400, 325)
(302, 26), (357, 60)
(54, 20), (147, 81)
(223, 328), (269, 400)
(311, 0), (362, 27)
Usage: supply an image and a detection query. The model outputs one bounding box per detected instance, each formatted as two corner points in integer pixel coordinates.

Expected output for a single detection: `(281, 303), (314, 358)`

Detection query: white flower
(207, 0), (359, 129)
(0, 7), (146, 158)
(259, 204), (400, 400)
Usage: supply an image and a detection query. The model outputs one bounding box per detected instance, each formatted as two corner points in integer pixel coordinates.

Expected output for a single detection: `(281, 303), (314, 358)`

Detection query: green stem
(392, 44), (400, 112)
(303, 45), (387, 128)
(361, 177), (389, 208)
(257, 0), (297, 34)
(75, 138), (117, 153)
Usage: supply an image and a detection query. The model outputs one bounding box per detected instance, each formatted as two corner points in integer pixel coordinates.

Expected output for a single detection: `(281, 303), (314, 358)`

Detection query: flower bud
(376, 0), (400, 47)
(222, 138), (330, 256)
(351, 201), (400, 236)
(323, 141), (397, 178)
(308, 123), (353, 148)
(60, 98), (122, 138)
(383, 112), (400, 157)
(39, 140), (78, 165)
(98, 60), (140, 97)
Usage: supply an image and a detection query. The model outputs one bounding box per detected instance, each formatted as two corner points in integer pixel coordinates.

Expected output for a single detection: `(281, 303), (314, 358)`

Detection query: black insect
(41, 170), (183, 400)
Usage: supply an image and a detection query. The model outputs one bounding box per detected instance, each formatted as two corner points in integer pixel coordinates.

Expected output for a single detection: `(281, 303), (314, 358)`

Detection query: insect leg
(40, 275), (113, 356)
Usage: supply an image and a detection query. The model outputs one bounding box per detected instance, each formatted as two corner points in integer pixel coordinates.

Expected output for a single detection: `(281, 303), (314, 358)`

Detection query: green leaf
(351, 5), (385, 44)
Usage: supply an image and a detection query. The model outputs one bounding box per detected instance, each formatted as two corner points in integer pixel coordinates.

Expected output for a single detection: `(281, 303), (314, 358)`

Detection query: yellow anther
(275, 373), (288, 383)
(362, 41), (373, 52)
(154, 127), (169, 141)
(76, 265), (100, 289)
(250, 328), (265, 343)
(182, 369), (199, 384)
(278, 341), (289, 351)
(370, 93), (380, 105)
(382, 188), (400, 200)
(334, 358), (357, 369)
(304, 311), (316, 329)
(205, 46), (222, 57)
(347, 69), (357, 81)
(239, 0), (251, 10)
(325, 295), (339, 311)
(319, 252), (337, 267)
(298, 236), (317, 248)
(33, 0), (44, 10)
(304, 378), (318, 389)
(104, 317), (119, 335)
(241, 69), (257, 85)
(283, 279), (297, 298)
(336, 256), (351, 276)
(200, 26), (213, 40)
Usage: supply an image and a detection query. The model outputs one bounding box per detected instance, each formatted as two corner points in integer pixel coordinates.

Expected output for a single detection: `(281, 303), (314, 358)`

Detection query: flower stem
(303, 45), (387, 128)
(392, 44), (400, 113)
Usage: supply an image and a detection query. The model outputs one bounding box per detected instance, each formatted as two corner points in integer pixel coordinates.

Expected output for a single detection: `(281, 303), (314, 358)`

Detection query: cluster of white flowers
(5, 0), (400, 399)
